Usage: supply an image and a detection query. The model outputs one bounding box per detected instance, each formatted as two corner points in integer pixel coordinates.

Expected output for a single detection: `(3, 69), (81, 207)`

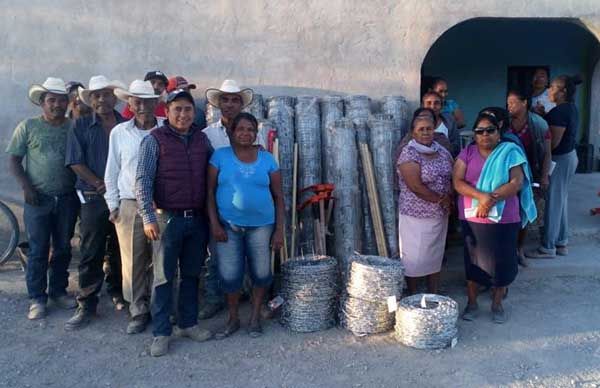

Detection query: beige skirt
(398, 214), (448, 277)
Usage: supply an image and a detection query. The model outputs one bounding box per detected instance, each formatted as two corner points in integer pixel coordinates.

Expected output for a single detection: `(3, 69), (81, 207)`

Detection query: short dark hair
(474, 111), (500, 130)
(421, 91), (443, 102)
(410, 108), (435, 130)
(430, 77), (447, 90)
(231, 112), (258, 133)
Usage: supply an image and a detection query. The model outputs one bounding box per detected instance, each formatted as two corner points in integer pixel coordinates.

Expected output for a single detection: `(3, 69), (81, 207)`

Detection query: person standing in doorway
(64, 75), (126, 330)
(136, 90), (213, 357)
(6, 77), (79, 320)
(421, 91), (460, 157)
(105, 80), (164, 334)
(527, 75), (582, 259)
(530, 68), (556, 116)
(430, 77), (466, 129)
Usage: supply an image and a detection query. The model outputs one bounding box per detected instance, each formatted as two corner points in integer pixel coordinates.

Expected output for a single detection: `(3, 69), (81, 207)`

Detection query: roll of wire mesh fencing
(345, 95), (376, 255)
(267, 96), (296, 250)
(280, 255), (339, 332)
(381, 96), (410, 148)
(205, 101), (221, 125)
(341, 255), (405, 336)
(320, 96), (344, 184)
(395, 294), (459, 350)
(244, 93), (265, 119)
(328, 118), (362, 259)
(295, 96), (322, 253)
(368, 114), (399, 257)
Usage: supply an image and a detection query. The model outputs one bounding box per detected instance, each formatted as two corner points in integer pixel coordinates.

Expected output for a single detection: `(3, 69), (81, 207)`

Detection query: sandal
(215, 319), (240, 340)
(248, 320), (263, 338)
(525, 248), (556, 259)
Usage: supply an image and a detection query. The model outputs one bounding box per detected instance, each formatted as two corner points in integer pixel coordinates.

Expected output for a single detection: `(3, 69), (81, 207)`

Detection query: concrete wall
(1, 1), (599, 200)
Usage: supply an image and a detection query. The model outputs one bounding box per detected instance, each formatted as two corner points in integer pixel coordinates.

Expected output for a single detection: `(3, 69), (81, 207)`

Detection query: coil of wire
(341, 255), (404, 336)
(395, 293), (459, 350)
(280, 255), (339, 333)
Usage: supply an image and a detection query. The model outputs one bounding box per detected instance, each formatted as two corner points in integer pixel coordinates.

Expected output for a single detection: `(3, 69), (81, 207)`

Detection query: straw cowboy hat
(206, 79), (253, 108)
(28, 77), (68, 105)
(79, 75), (126, 106)
(114, 80), (160, 102)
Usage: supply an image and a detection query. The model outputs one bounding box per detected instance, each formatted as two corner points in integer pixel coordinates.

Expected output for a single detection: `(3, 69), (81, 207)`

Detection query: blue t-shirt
(210, 147), (279, 226)
(442, 99), (459, 115)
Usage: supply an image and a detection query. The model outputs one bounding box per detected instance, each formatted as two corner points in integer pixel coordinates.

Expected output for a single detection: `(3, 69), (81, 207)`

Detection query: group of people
(7, 73), (282, 357)
(6, 67), (582, 355)
(396, 70), (582, 323)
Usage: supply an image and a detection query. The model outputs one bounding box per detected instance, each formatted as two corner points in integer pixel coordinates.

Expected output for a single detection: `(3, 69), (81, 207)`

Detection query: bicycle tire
(0, 200), (19, 264)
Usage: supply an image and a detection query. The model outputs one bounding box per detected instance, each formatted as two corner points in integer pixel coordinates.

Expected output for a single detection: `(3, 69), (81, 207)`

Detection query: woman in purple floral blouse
(396, 109), (454, 295)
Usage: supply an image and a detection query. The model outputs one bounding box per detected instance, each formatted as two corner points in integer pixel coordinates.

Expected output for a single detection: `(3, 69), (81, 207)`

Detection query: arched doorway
(420, 17), (600, 170)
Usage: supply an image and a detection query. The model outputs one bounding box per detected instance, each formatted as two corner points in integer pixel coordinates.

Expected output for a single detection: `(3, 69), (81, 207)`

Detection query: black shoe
(64, 307), (94, 331)
(126, 313), (150, 334)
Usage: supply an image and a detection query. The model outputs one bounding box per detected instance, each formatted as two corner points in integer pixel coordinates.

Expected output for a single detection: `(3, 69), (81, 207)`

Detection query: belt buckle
(183, 209), (194, 218)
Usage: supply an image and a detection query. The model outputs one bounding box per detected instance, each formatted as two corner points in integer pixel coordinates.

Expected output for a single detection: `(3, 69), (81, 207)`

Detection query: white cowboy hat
(28, 77), (68, 106)
(205, 79), (253, 108)
(79, 75), (126, 106)
(114, 80), (159, 102)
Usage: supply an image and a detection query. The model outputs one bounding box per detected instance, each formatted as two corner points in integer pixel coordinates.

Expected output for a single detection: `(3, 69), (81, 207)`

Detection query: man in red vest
(135, 90), (213, 357)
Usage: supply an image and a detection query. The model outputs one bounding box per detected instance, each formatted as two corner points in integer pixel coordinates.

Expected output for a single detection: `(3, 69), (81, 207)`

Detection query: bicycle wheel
(0, 200), (19, 264)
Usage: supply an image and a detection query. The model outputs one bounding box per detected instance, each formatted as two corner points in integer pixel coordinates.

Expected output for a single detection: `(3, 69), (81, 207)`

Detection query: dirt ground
(0, 174), (599, 388)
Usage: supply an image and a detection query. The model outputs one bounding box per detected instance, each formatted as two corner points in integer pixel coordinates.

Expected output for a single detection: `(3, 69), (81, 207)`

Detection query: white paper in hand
(387, 296), (397, 313)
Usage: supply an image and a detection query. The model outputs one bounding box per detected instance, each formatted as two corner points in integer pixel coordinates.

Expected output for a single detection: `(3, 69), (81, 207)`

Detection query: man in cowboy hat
(65, 81), (92, 120)
(6, 77), (79, 320)
(104, 80), (164, 334)
(198, 79), (265, 320)
(122, 70), (168, 119)
(64, 75), (127, 330)
(136, 89), (213, 357)
(166, 75), (206, 128)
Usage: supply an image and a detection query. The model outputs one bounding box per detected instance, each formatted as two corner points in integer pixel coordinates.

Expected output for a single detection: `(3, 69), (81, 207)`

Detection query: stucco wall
(1, 1), (599, 199)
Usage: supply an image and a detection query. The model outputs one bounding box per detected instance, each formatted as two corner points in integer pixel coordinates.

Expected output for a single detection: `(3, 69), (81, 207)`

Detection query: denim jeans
(23, 192), (79, 303)
(151, 213), (208, 337)
(76, 195), (121, 311)
(215, 223), (274, 293)
(202, 238), (223, 306)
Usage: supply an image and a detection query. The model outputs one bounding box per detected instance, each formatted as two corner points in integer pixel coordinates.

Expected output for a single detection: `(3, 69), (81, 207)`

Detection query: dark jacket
(150, 124), (210, 210)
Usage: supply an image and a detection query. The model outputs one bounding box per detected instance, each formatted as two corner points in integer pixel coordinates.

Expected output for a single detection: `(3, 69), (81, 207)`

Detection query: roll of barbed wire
(381, 96), (410, 146)
(368, 114), (399, 257)
(338, 253), (361, 286)
(356, 127), (376, 255)
(280, 255), (338, 333)
(341, 255), (405, 335)
(395, 294), (459, 350)
(320, 96), (344, 184)
(295, 96), (322, 252)
(329, 118), (362, 258)
(267, 97), (295, 250)
(344, 95), (370, 127)
(244, 93), (265, 119)
(205, 102), (221, 125)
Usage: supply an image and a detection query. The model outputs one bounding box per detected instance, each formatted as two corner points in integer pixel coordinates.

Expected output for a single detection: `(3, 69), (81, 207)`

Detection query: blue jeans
(216, 223), (274, 293)
(23, 192), (79, 303)
(202, 238), (223, 305)
(151, 213), (208, 337)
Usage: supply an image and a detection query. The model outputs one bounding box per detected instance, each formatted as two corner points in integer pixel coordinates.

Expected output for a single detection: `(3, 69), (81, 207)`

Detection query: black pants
(76, 197), (122, 311)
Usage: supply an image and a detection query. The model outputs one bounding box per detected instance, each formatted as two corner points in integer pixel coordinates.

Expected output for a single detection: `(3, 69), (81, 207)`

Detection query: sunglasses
(474, 126), (498, 135)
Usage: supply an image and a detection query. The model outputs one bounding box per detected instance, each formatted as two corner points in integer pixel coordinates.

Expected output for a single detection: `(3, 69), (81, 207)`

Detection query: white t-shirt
(531, 89), (556, 114)
(435, 121), (449, 137)
(202, 120), (267, 150)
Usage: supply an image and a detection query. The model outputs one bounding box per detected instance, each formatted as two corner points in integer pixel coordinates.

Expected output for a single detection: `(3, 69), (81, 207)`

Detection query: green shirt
(6, 116), (75, 195)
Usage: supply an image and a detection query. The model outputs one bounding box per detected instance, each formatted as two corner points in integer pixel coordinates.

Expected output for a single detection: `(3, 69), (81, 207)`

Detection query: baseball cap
(144, 70), (168, 85)
(65, 81), (84, 94)
(165, 89), (195, 106)
(167, 76), (197, 93)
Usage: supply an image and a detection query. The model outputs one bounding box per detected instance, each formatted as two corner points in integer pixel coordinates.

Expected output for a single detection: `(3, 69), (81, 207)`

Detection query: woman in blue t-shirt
(207, 112), (284, 338)
(526, 74), (581, 259)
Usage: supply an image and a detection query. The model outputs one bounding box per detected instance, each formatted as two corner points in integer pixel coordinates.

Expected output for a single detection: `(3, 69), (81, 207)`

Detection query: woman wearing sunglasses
(453, 112), (536, 324)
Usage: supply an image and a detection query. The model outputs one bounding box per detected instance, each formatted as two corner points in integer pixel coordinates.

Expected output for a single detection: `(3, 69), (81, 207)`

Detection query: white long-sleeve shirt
(104, 117), (164, 211)
(202, 119), (267, 149)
